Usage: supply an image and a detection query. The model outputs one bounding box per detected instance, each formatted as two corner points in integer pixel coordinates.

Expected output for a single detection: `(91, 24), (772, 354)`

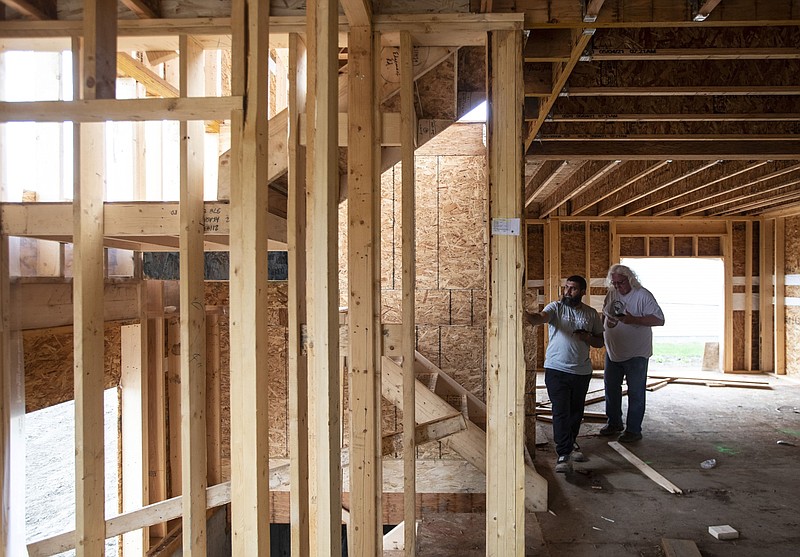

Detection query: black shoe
(571, 442), (588, 462)
(555, 455), (572, 473)
(599, 424), (624, 436)
(618, 431), (643, 443)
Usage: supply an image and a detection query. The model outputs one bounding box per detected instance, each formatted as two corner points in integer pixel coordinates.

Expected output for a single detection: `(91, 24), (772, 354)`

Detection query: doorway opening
(620, 257), (724, 372)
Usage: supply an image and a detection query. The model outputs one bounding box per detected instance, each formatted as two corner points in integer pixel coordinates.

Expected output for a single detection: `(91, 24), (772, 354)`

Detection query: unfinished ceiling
(1, 0), (799, 223)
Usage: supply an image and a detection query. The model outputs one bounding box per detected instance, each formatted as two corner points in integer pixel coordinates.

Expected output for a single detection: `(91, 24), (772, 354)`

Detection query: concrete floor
(417, 372), (800, 556)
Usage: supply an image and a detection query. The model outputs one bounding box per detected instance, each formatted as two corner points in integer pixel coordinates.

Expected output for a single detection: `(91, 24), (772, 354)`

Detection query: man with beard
(526, 275), (604, 473)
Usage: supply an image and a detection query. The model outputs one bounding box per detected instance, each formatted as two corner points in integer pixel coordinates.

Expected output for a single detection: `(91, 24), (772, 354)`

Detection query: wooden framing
(229, 0), (271, 554)
(287, 32), (310, 557)
(399, 29), (417, 557)
(306, 1), (342, 554)
(486, 28), (527, 556)
(759, 219), (775, 372)
(178, 33), (208, 555)
(774, 217), (786, 375)
(347, 20), (383, 557)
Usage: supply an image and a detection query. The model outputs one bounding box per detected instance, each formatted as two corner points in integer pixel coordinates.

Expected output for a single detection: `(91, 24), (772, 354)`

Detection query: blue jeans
(604, 355), (649, 434)
(545, 368), (592, 457)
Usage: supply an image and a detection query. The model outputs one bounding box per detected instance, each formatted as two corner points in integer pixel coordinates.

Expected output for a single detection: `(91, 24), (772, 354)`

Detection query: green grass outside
(653, 341), (705, 358)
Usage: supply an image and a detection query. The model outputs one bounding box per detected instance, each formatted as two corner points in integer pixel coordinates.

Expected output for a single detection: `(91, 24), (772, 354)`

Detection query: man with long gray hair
(600, 264), (665, 443)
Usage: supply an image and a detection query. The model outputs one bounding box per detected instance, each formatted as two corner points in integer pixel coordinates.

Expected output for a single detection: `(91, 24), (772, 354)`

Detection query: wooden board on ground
(661, 537), (703, 557)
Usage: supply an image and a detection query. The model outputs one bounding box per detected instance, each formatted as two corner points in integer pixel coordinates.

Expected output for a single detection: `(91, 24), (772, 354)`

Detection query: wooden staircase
(381, 351), (547, 513)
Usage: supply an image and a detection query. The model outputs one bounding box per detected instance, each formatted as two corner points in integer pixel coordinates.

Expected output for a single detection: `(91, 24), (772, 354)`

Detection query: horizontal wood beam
(1, 201), (287, 246)
(0, 97), (241, 123)
(27, 482), (231, 557)
(540, 121), (800, 138)
(526, 140), (800, 160)
(569, 160), (668, 215)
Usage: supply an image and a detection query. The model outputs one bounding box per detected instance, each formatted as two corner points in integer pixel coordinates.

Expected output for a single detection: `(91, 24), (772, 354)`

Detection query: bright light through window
(458, 100), (487, 123)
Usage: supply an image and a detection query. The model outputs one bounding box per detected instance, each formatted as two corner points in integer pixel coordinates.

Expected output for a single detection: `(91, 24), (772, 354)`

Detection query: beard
(561, 295), (581, 307)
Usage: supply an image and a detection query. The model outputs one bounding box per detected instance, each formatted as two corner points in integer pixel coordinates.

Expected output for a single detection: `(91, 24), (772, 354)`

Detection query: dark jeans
(604, 355), (649, 434)
(545, 368), (592, 457)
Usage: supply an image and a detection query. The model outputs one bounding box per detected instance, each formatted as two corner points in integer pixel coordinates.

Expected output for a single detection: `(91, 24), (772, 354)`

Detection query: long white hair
(606, 264), (642, 289)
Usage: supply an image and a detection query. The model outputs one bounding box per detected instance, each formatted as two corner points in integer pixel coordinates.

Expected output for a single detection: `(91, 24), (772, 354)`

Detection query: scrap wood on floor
(608, 441), (683, 495)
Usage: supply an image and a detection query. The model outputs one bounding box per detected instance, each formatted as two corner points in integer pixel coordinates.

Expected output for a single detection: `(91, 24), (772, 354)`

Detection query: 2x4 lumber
(724, 221), (734, 372)
(0, 97), (242, 123)
(146, 283), (168, 541)
(661, 538), (702, 557)
(166, 317), (182, 532)
(382, 414), (468, 455)
(206, 313), (222, 486)
(745, 221), (753, 371)
(1, 234), (26, 554)
(347, 24), (382, 557)
(26, 482), (232, 557)
(287, 32), (310, 557)
(608, 441), (683, 494)
(399, 30), (417, 557)
(759, 219), (775, 371)
(414, 352), (486, 427)
(306, 0), (342, 554)
(178, 34), (208, 556)
(117, 52), (178, 98)
(774, 218), (786, 374)
(381, 356), (546, 513)
(340, 0), (371, 27)
(120, 323), (148, 555)
(0, 202), (288, 248)
(487, 29), (527, 556)
(229, 0), (271, 554)
(526, 140), (800, 160)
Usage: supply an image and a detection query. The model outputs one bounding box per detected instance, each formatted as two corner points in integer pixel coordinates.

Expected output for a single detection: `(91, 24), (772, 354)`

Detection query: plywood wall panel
(268, 325), (288, 457)
(560, 222), (586, 278)
(785, 216), (800, 272)
(440, 325), (484, 400)
(24, 323), (123, 413)
(450, 290), (473, 326)
(415, 157), (440, 289)
(732, 223), (747, 276)
(438, 156), (487, 290)
(698, 236), (722, 256)
(589, 223), (610, 279)
(527, 224), (545, 281)
(785, 306), (800, 375)
(733, 311), (745, 371)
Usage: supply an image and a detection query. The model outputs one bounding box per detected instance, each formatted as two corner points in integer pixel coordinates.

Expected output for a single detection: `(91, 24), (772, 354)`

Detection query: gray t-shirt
(603, 286), (665, 361)
(542, 300), (603, 376)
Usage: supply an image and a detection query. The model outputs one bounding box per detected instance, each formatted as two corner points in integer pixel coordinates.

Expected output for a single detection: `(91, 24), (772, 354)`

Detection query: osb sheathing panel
(416, 325), (441, 368)
(785, 306), (800, 375)
(450, 290), (473, 326)
(589, 223), (610, 278)
(698, 236), (722, 257)
(785, 216), (800, 272)
(339, 201), (349, 308)
(674, 237), (693, 256)
(750, 310), (761, 370)
(620, 236), (645, 257)
(473, 289), (487, 325)
(527, 224), (545, 281)
(523, 289), (539, 371)
(560, 222), (586, 278)
(733, 311), (745, 371)
(415, 156), (440, 289)
(438, 156), (486, 289)
(786, 285), (800, 298)
(457, 47), (485, 96)
(416, 289), (451, 325)
(24, 323), (123, 413)
(382, 165), (398, 289)
(414, 54), (455, 121)
(649, 237), (670, 257)
(381, 289), (402, 324)
(440, 326), (485, 400)
(732, 223), (747, 276)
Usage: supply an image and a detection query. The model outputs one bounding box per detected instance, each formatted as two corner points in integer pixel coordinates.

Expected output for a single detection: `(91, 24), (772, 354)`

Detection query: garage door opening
(620, 258), (725, 372)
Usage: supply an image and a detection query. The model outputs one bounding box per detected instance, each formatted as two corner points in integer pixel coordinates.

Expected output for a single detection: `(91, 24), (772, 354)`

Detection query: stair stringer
(381, 355), (548, 512)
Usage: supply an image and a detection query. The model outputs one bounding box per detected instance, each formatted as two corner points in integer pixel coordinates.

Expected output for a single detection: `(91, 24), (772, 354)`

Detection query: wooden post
(288, 32), (311, 557)
(775, 217), (786, 374)
(167, 317), (182, 516)
(348, 23), (383, 557)
(744, 221), (753, 371)
(146, 282), (168, 542)
(399, 30), (417, 557)
(306, 0), (342, 554)
(179, 33), (208, 556)
(486, 29), (526, 556)
(120, 323), (148, 555)
(229, 0), (271, 555)
(1, 235), (25, 555)
(206, 312), (222, 487)
(723, 221), (733, 372)
(759, 218), (775, 372)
